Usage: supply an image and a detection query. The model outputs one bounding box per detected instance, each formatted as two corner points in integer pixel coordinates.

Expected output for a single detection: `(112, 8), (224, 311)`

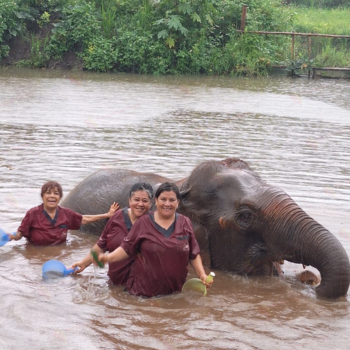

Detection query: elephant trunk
(262, 189), (350, 299)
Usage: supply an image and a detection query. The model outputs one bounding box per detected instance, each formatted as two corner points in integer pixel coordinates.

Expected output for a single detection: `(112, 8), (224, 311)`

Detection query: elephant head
(177, 158), (350, 299)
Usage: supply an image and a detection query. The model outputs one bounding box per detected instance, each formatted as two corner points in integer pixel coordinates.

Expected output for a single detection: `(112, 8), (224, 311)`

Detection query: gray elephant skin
(61, 158), (350, 299)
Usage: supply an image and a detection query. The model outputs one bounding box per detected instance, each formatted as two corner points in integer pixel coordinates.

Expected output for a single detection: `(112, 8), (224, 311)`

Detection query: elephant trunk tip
(315, 273), (350, 300)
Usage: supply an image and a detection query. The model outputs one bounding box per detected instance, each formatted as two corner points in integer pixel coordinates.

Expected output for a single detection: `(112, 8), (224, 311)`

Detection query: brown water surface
(1, 67), (350, 350)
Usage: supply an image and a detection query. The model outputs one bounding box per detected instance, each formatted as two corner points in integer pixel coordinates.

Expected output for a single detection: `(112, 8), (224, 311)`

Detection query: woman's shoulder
(26, 204), (44, 215)
(107, 208), (132, 227)
(140, 212), (153, 222)
(133, 212), (153, 227)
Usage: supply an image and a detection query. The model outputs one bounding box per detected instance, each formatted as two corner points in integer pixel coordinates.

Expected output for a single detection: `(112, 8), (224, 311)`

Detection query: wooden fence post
(308, 35), (312, 78)
(308, 36), (311, 59)
(240, 5), (248, 32)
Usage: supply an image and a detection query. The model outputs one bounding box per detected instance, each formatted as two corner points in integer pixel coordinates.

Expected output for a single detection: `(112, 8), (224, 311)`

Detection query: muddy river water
(1, 67), (350, 350)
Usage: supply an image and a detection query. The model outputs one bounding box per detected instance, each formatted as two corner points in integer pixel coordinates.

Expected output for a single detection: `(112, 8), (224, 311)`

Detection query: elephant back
(61, 168), (172, 235)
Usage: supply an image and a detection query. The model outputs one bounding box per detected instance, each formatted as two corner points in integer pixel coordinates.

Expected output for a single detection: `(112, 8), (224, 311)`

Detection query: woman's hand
(71, 261), (90, 274)
(10, 231), (22, 241)
(199, 273), (214, 289)
(190, 255), (214, 288)
(81, 203), (119, 225)
(93, 247), (128, 266)
(106, 202), (119, 218)
(97, 252), (109, 266)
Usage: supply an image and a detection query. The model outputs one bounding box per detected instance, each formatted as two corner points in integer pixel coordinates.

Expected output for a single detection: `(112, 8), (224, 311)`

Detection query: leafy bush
(82, 36), (119, 71)
(26, 0), (73, 15)
(18, 34), (50, 67)
(285, 57), (314, 76)
(115, 29), (172, 74)
(1, 0), (310, 74)
(46, 2), (100, 59)
(37, 11), (51, 28)
(0, 0), (34, 58)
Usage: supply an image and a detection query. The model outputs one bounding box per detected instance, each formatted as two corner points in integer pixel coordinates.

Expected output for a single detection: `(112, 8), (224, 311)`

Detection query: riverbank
(0, 0), (295, 75)
(1, 33), (83, 70)
(1, 1), (349, 75)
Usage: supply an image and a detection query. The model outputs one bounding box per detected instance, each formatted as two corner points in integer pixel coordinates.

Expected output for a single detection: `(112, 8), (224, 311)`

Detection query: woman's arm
(81, 202), (119, 225)
(72, 244), (103, 273)
(95, 216), (143, 266)
(190, 254), (213, 288)
(97, 246), (129, 265)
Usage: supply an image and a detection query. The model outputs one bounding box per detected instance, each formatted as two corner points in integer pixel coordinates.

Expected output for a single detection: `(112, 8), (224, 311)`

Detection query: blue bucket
(0, 228), (16, 247)
(42, 260), (77, 279)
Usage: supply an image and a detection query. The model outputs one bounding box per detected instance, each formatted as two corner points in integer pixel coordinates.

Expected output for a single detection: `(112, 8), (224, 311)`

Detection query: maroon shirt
(18, 204), (82, 245)
(121, 213), (200, 297)
(97, 208), (134, 286)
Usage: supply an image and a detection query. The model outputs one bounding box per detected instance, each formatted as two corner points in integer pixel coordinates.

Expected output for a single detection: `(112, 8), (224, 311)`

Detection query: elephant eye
(236, 209), (255, 228)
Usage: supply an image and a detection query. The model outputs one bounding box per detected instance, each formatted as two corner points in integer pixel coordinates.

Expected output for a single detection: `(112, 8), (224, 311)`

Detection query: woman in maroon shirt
(71, 182), (154, 286)
(96, 182), (213, 297)
(7, 181), (118, 246)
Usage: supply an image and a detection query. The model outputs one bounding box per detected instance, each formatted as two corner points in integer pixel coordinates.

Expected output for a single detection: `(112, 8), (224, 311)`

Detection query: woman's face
(42, 187), (61, 210)
(129, 190), (152, 219)
(155, 190), (179, 219)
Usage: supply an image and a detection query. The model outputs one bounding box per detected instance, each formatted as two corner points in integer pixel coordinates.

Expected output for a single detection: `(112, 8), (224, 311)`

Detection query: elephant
(61, 158), (350, 299)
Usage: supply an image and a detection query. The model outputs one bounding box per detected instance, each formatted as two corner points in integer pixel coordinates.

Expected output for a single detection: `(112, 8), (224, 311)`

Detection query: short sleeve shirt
(97, 208), (134, 286)
(121, 213), (200, 297)
(18, 204), (82, 245)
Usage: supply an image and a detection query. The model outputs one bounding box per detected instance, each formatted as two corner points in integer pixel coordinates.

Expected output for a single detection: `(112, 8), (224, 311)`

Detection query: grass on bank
(293, 6), (350, 35)
(290, 6), (350, 67)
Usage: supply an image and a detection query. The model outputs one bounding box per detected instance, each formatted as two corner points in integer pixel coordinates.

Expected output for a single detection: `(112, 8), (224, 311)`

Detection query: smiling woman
(95, 182), (213, 297)
(71, 182), (154, 286)
(6, 181), (119, 246)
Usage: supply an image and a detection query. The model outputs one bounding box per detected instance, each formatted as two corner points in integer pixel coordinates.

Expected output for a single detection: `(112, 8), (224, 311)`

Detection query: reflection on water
(1, 67), (350, 349)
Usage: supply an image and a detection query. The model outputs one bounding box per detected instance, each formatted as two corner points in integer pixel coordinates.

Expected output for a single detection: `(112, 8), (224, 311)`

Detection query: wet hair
(41, 181), (63, 198)
(155, 182), (180, 200)
(129, 182), (154, 200)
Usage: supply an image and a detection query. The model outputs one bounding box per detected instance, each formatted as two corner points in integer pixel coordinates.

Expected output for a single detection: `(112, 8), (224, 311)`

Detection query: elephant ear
(177, 161), (223, 220)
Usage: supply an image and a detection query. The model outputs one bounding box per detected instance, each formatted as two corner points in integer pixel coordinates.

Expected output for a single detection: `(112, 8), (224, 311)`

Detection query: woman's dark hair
(129, 182), (154, 200)
(41, 181), (63, 198)
(155, 182), (180, 200)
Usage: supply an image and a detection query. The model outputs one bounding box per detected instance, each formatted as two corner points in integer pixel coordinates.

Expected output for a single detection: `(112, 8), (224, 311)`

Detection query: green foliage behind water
(0, 0), (348, 74)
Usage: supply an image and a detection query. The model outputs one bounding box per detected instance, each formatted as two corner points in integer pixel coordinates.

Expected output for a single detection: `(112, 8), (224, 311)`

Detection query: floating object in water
(42, 260), (77, 279)
(182, 272), (215, 296)
(296, 270), (320, 285)
(91, 250), (104, 268)
(0, 228), (16, 247)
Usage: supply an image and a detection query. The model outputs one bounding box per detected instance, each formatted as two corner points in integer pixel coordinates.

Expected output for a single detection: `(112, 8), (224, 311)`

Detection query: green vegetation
(0, 0), (33, 58)
(0, 0), (349, 75)
(287, 0), (349, 8)
(292, 6), (350, 68)
(294, 7), (350, 34)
